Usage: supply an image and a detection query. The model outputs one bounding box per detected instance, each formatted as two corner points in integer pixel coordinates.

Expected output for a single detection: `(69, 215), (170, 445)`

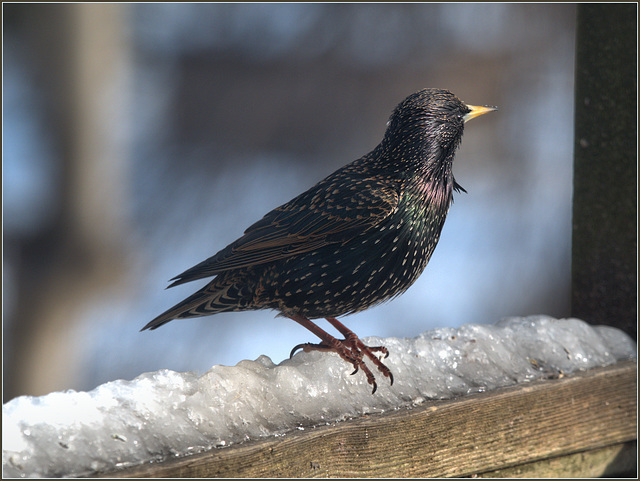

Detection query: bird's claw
(294, 338), (392, 393)
(290, 342), (333, 358)
(289, 343), (306, 358)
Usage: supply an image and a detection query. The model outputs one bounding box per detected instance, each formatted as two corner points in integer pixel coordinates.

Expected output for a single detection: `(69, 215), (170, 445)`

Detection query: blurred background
(3, 3), (576, 401)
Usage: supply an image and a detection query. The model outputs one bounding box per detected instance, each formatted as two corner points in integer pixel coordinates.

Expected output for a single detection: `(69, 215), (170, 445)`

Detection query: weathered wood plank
(106, 360), (636, 478)
(473, 441), (637, 478)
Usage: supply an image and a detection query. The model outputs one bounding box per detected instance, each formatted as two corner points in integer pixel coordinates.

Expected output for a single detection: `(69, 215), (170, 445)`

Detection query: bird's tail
(141, 278), (255, 331)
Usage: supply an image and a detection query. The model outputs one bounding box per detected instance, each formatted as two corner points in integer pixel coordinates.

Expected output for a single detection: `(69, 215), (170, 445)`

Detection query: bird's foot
(324, 317), (394, 391)
(286, 314), (393, 394)
(289, 334), (393, 394)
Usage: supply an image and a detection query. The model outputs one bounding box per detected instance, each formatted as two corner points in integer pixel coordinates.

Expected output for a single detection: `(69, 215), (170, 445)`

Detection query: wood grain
(105, 360), (636, 478)
(474, 441), (637, 478)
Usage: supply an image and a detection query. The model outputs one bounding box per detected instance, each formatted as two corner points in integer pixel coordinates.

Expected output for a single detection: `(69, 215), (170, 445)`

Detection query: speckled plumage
(143, 88), (496, 393)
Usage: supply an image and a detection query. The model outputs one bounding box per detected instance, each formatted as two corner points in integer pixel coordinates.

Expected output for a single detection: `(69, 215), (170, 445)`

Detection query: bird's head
(383, 88), (496, 168)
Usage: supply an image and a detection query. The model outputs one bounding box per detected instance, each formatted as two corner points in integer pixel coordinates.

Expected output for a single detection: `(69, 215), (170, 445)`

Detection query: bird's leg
(325, 317), (394, 387)
(286, 313), (380, 393)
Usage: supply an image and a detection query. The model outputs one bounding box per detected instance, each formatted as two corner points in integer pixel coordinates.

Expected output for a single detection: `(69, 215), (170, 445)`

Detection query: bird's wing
(168, 176), (399, 287)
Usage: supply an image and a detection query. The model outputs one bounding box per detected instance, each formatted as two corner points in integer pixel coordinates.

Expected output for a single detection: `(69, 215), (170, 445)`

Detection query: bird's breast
(265, 180), (453, 318)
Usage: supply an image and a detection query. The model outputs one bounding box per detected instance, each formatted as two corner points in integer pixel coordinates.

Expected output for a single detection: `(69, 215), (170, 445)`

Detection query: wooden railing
(105, 360), (636, 478)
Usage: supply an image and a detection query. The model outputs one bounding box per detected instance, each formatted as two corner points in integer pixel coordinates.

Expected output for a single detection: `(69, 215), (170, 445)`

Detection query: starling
(143, 88), (496, 393)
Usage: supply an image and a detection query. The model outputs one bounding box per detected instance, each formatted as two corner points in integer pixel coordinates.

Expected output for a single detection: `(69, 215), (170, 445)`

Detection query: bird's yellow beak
(463, 104), (498, 123)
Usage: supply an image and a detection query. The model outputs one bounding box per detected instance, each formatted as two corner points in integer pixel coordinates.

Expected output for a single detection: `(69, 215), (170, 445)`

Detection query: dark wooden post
(572, 4), (637, 339)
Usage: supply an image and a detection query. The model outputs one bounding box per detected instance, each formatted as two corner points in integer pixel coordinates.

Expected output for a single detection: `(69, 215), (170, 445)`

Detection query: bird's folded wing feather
(168, 177), (399, 287)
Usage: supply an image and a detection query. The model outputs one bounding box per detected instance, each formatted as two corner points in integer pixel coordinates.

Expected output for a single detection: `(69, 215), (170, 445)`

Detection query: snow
(2, 315), (636, 478)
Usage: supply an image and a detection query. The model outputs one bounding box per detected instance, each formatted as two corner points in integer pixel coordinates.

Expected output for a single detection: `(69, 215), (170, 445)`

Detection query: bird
(142, 88), (496, 393)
